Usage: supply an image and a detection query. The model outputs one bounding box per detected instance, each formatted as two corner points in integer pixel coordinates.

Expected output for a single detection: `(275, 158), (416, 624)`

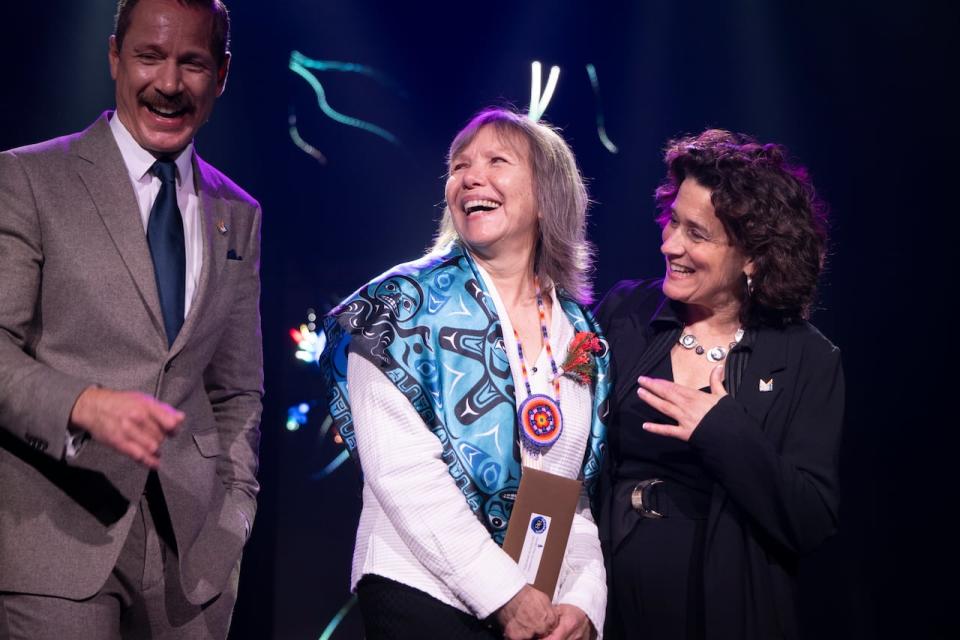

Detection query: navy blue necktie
(147, 159), (185, 347)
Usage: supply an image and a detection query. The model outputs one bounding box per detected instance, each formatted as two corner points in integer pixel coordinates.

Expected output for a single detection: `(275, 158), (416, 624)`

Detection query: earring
(746, 275), (754, 294)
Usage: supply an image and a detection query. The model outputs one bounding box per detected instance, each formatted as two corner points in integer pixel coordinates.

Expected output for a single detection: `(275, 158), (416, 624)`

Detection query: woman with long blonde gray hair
(321, 108), (610, 640)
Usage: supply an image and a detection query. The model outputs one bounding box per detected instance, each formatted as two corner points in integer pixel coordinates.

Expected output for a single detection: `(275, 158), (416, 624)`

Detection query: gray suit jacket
(0, 113), (263, 605)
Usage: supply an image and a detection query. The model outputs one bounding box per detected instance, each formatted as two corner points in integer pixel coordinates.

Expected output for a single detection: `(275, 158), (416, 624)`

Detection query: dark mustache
(139, 91), (193, 113)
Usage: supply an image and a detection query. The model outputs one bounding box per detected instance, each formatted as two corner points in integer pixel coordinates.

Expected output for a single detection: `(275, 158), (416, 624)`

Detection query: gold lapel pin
(216, 219), (228, 235)
(759, 378), (774, 392)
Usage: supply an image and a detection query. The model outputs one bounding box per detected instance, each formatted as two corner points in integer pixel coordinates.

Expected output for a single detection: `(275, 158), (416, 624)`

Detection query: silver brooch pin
(216, 219), (228, 235)
(759, 378), (774, 392)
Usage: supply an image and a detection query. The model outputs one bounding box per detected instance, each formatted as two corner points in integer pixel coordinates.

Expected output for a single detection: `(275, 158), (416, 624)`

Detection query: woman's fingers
(638, 374), (723, 440)
(636, 384), (681, 422)
(710, 364), (727, 397)
(638, 375), (690, 400)
(642, 421), (689, 441)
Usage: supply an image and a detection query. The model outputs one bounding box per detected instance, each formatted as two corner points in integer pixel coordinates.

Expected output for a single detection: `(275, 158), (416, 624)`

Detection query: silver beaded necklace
(677, 327), (745, 363)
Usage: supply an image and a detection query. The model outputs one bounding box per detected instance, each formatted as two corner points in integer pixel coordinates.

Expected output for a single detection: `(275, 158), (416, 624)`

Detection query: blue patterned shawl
(320, 243), (609, 544)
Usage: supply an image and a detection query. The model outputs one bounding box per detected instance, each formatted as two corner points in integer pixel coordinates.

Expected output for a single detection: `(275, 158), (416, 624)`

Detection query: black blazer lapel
(731, 327), (788, 430)
(704, 326), (789, 550)
(611, 295), (682, 406)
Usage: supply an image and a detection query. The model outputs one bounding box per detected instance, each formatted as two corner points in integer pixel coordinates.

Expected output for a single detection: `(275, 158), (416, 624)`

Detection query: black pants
(606, 517), (707, 640)
(356, 575), (499, 640)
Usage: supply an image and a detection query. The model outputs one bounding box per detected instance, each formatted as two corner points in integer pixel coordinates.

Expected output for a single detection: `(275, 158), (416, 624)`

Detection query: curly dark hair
(655, 129), (829, 326)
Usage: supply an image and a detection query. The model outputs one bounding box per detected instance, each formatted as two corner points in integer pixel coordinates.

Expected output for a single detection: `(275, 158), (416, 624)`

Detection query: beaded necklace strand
(513, 277), (564, 455)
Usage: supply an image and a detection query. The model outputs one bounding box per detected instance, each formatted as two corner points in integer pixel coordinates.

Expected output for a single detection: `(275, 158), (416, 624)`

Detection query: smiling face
(661, 177), (753, 315)
(109, 0), (229, 156)
(444, 126), (539, 261)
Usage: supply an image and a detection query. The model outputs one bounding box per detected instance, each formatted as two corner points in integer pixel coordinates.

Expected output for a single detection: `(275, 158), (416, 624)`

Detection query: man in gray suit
(0, 0), (261, 637)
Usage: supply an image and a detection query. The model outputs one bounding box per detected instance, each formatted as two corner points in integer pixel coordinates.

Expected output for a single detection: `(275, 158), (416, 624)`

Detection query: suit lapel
(730, 327), (788, 429)
(613, 296), (681, 406)
(704, 326), (790, 550)
(74, 115), (165, 343)
(169, 156), (228, 359)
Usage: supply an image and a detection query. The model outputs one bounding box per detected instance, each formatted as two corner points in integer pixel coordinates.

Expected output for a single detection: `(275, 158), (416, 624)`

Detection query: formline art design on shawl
(320, 243), (609, 544)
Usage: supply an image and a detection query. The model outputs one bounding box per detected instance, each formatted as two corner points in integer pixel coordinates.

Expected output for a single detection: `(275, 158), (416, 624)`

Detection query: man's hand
(495, 584), (558, 640)
(542, 604), (594, 640)
(69, 387), (184, 468)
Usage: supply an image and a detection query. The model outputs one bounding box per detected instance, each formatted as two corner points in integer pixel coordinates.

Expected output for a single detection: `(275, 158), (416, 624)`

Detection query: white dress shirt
(347, 265), (607, 634)
(109, 113), (203, 316)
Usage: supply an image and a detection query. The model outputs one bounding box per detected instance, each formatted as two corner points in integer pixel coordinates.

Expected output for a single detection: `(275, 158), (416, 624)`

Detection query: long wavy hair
(432, 108), (595, 305)
(655, 129), (830, 326)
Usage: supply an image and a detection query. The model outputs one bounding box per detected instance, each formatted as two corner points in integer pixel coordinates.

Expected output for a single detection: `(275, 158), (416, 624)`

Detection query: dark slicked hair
(114, 0), (231, 69)
(655, 129), (830, 327)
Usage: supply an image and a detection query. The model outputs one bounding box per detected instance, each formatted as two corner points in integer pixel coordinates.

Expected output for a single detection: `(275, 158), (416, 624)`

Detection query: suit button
(25, 434), (48, 452)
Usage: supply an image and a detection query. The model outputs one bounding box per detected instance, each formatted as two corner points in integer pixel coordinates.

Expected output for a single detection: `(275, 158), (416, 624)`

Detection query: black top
(613, 353), (713, 490)
(609, 350), (714, 553)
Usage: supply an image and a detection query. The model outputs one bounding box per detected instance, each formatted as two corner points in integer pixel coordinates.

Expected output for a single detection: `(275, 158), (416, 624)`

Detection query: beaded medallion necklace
(513, 277), (563, 452)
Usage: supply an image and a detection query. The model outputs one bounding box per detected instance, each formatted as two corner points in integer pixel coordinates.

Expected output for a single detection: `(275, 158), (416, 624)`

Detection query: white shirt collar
(109, 111), (195, 188)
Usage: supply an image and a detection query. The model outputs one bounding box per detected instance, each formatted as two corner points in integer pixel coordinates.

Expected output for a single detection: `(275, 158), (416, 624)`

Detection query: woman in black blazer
(597, 130), (844, 640)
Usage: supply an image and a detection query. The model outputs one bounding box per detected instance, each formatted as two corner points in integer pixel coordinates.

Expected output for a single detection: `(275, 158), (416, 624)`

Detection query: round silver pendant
(679, 334), (697, 349)
(706, 346), (727, 362)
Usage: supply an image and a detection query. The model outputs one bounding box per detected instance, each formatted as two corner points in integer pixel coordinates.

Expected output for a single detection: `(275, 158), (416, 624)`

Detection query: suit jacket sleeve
(0, 150), (92, 457)
(689, 333), (845, 556)
(200, 199), (264, 536)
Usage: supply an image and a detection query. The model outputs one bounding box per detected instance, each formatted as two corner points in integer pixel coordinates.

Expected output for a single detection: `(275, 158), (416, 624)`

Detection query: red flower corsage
(557, 331), (603, 386)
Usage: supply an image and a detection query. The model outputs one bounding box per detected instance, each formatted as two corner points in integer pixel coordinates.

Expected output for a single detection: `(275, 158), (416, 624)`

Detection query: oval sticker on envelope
(519, 513), (552, 583)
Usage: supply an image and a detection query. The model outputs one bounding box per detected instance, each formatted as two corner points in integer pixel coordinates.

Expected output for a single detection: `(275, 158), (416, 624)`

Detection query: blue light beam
(318, 594), (358, 640)
(585, 64), (619, 154)
(311, 449), (350, 480)
(290, 51), (407, 97)
(288, 111), (327, 164)
(289, 55), (400, 146)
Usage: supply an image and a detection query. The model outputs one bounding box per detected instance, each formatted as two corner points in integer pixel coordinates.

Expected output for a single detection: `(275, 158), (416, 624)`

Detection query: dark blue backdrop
(3, 1), (955, 638)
